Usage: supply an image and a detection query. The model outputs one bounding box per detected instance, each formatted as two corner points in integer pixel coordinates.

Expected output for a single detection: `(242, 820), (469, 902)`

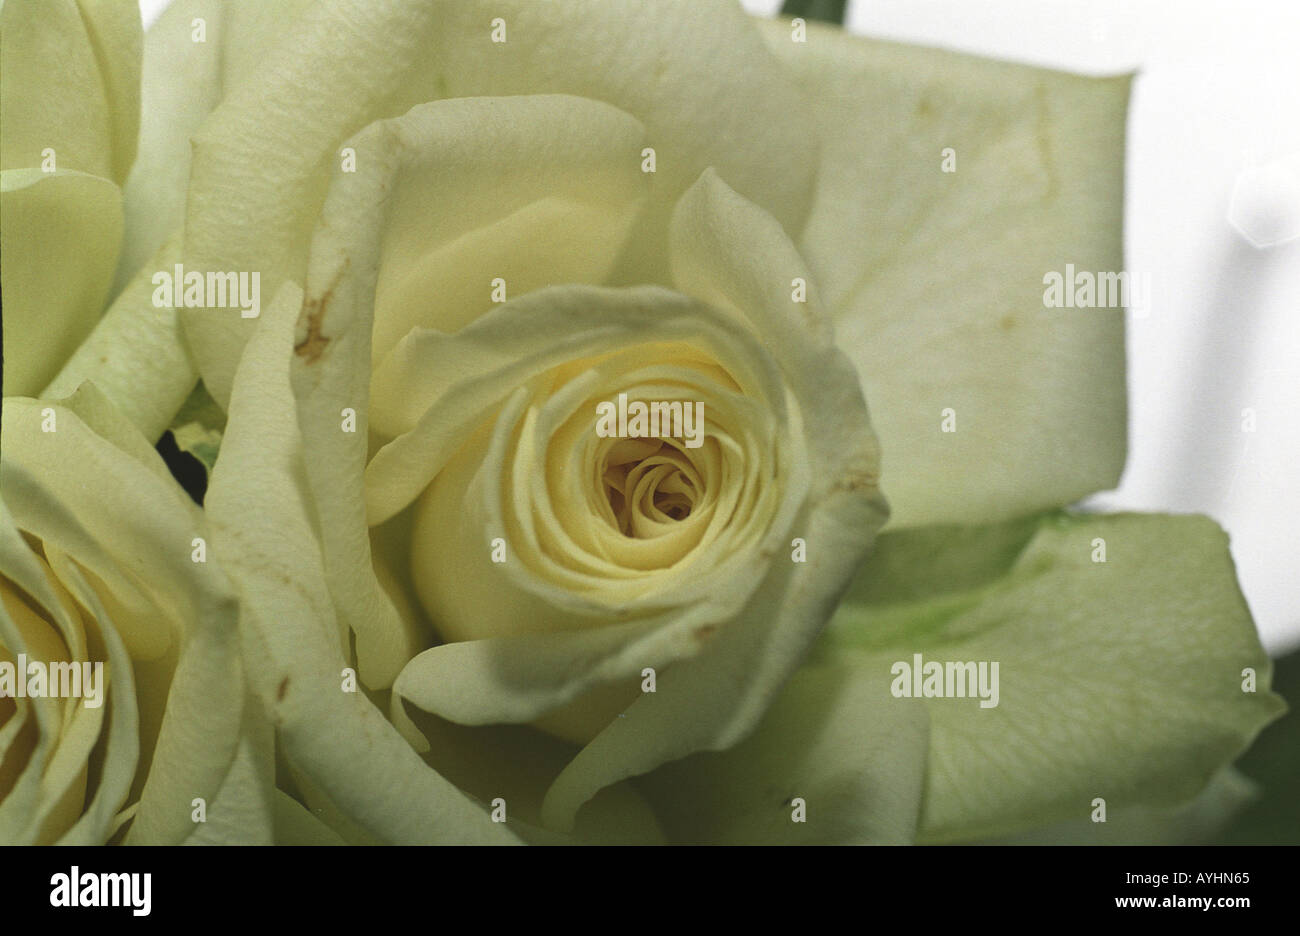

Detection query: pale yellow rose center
(409, 337), (789, 646)
(0, 560), (79, 806)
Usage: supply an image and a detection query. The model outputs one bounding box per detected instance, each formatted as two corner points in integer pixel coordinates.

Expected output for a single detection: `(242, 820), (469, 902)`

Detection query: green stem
(779, 0), (849, 25)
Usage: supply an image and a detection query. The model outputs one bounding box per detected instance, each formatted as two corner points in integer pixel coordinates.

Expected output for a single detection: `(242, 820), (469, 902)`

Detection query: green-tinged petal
(114, 0), (313, 291)
(759, 19), (1131, 526)
(0, 0), (141, 184)
(983, 768), (1259, 845)
(398, 704), (666, 845)
(179, 0), (815, 405)
(640, 661), (928, 844)
(206, 281), (519, 844)
(1, 169), (122, 397)
(272, 789), (346, 846)
(1214, 650), (1300, 844)
(818, 511), (1286, 843)
(45, 233), (198, 442)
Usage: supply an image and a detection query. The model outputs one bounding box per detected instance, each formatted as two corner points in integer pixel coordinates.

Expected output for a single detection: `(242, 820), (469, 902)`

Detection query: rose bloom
(0, 390), (256, 844)
(2, 0), (1283, 845)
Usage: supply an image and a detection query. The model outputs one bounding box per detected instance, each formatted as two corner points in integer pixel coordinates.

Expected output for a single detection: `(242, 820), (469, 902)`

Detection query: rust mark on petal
(277, 676), (290, 702)
(694, 623), (717, 643)
(294, 295), (331, 364)
(294, 260), (349, 365)
(831, 465), (880, 496)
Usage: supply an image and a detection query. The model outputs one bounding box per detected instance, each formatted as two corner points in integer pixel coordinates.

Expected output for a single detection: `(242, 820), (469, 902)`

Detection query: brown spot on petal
(277, 676), (290, 702)
(294, 297), (330, 364)
(832, 468), (878, 495)
(294, 260), (349, 365)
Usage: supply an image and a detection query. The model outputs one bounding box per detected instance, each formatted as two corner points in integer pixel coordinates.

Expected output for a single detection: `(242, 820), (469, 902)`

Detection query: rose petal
(2, 391), (244, 843)
(0, 169), (122, 397)
(207, 281), (519, 844)
(115, 0), (314, 290)
(271, 788), (346, 846)
(1, 396), (201, 660)
(290, 94), (648, 687)
(175, 702), (275, 845)
(760, 19), (1132, 526)
(819, 511), (1286, 842)
(0, 0), (140, 184)
(0, 519), (139, 845)
(177, 0), (816, 405)
(536, 172), (887, 830)
(638, 661), (928, 844)
(44, 234), (198, 443)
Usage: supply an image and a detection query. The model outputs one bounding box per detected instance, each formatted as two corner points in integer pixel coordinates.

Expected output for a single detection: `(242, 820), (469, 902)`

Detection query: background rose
(0, 388), (262, 844)
(0, 0), (138, 397)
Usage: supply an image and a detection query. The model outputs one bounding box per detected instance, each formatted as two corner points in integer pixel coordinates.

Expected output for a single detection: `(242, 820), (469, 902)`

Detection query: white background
(140, 0), (1300, 653)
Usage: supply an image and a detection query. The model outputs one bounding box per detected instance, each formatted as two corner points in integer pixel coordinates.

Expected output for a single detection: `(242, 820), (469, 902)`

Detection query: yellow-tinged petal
(0, 0), (141, 184)
(1, 169), (122, 397)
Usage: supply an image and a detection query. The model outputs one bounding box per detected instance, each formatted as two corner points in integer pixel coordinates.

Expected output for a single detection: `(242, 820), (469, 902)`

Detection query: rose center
(600, 438), (701, 537)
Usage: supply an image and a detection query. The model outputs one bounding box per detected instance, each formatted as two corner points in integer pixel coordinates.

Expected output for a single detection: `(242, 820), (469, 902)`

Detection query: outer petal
(0, 169), (122, 397)
(0, 1), (137, 399)
(981, 768), (1259, 845)
(175, 701), (275, 846)
(0, 0), (141, 184)
(759, 19), (1132, 525)
(114, 0), (314, 291)
(178, 0), (816, 405)
(818, 511), (1286, 842)
(206, 281), (518, 844)
(639, 661), (928, 844)
(430, 0), (818, 242)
